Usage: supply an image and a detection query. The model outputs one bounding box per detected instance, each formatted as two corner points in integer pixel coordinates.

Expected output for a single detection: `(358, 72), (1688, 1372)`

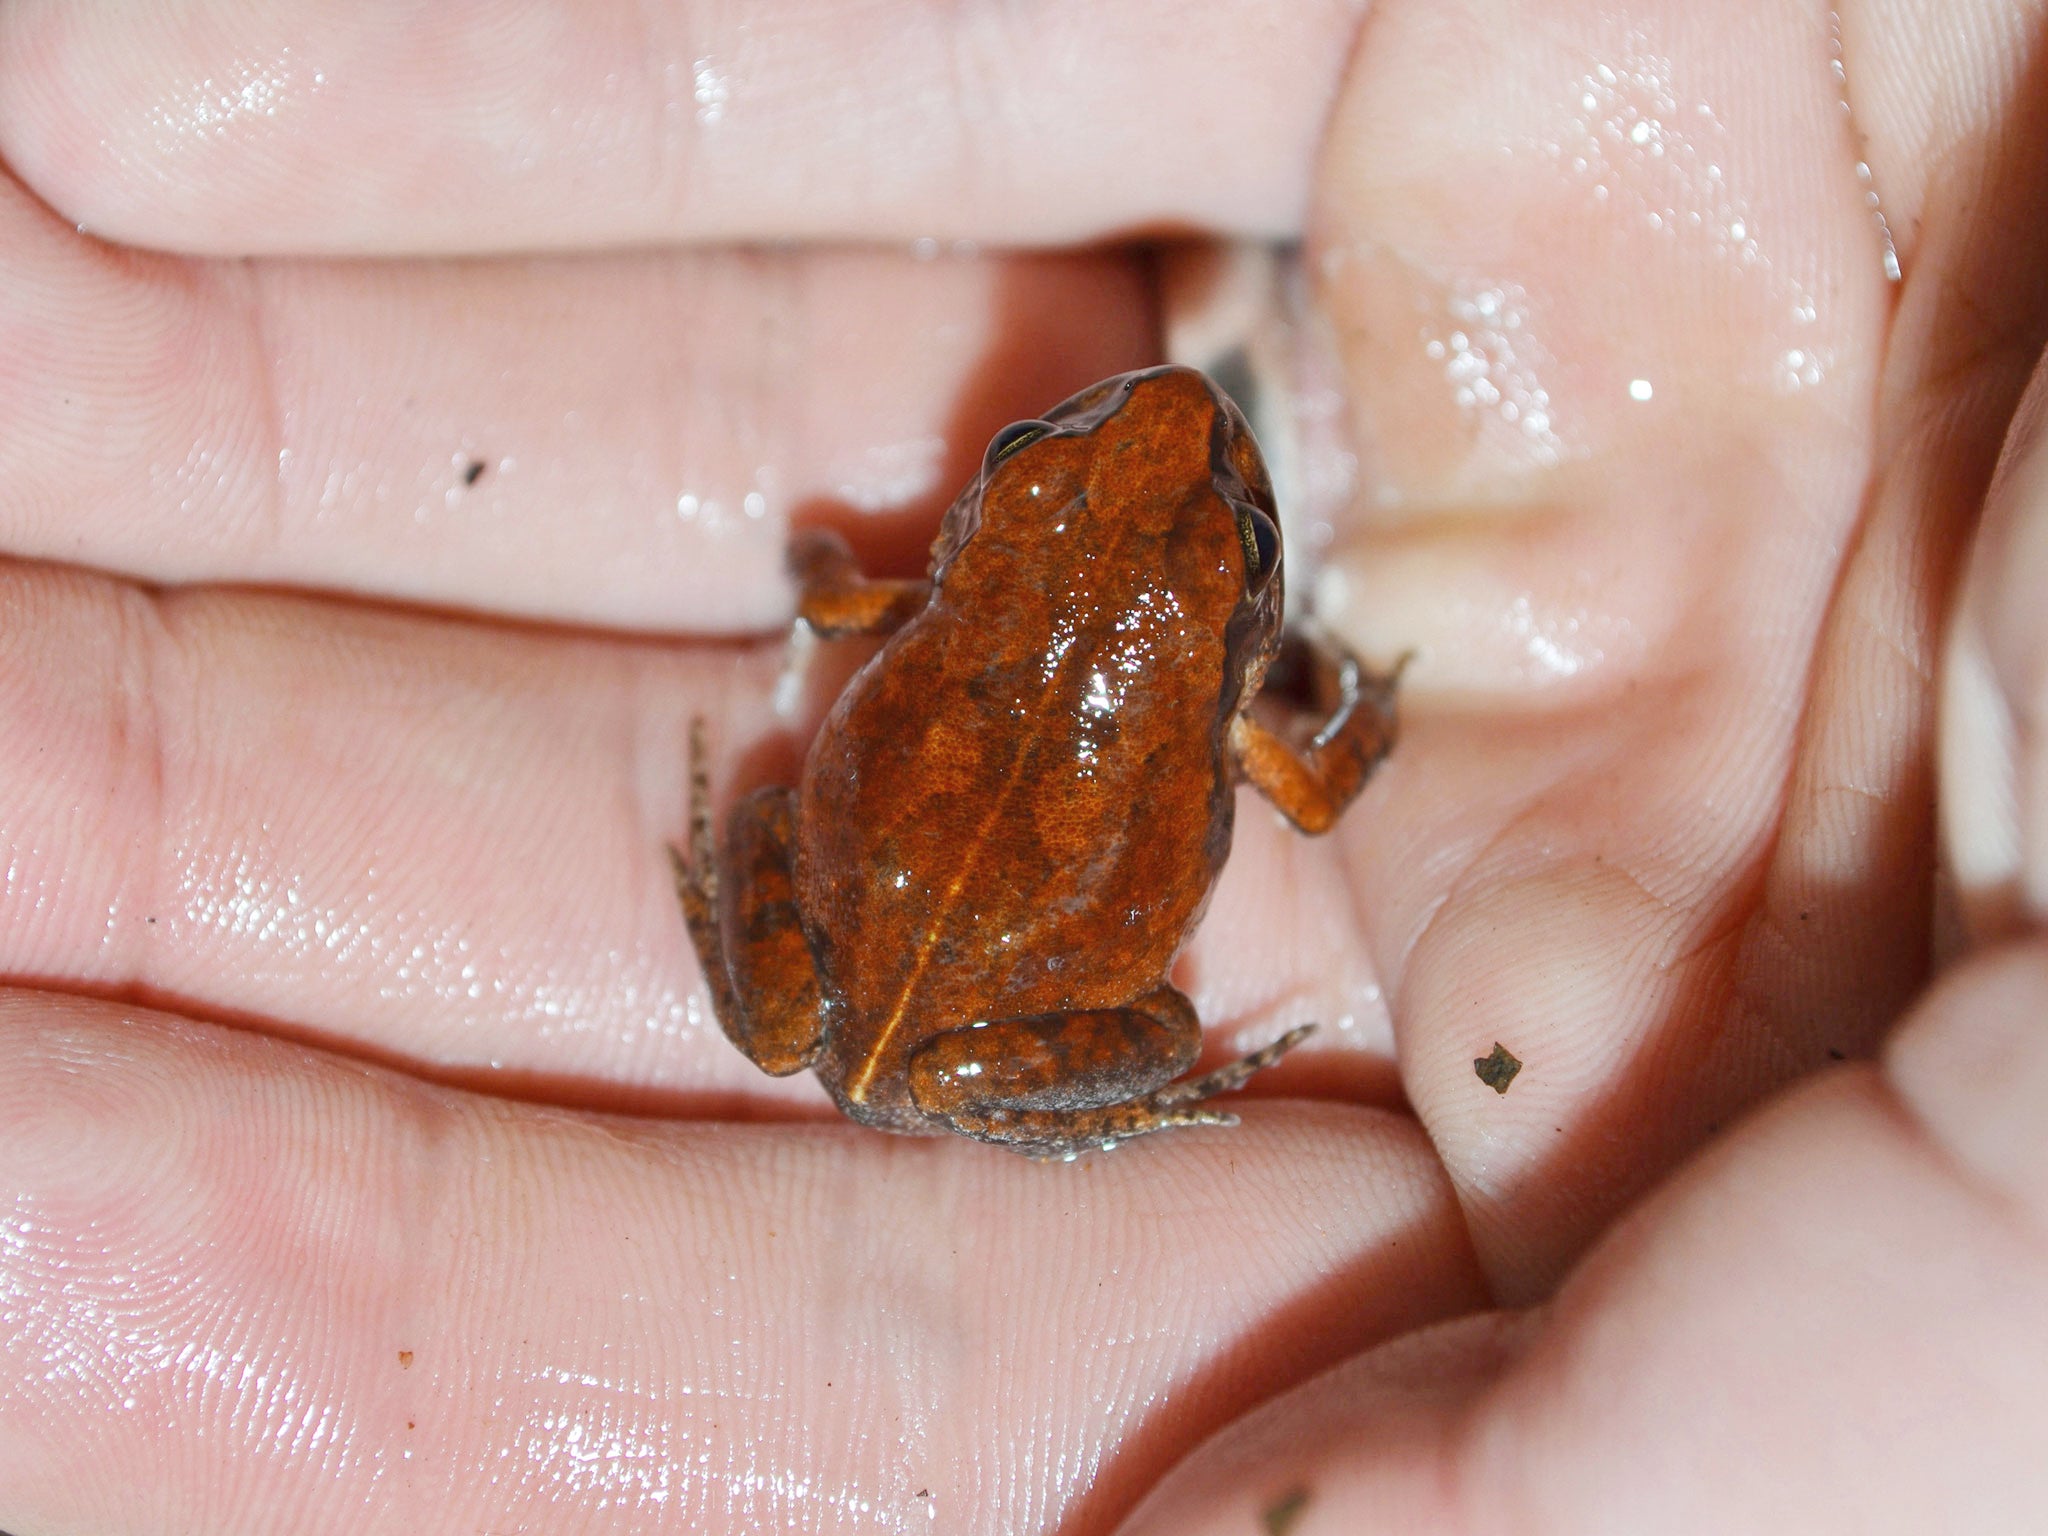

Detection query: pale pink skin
(1, 1), (2046, 1532)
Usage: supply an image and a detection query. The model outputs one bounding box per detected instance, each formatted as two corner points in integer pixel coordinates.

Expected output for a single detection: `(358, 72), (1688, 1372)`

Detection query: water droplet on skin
(692, 58), (730, 125)
(1418, 283), (1566, 465)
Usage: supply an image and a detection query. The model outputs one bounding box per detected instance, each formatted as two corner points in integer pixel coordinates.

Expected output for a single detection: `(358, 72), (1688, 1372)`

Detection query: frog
(673, 365), (1402, 1157)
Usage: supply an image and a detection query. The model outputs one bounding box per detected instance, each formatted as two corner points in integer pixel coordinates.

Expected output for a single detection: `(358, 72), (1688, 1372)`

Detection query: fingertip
(1885, 938), (2048, 1225)
(1114, 1313), (1525, 1536)
(1940, 614), (2025, 941)
(1943, 353), (2048, 944)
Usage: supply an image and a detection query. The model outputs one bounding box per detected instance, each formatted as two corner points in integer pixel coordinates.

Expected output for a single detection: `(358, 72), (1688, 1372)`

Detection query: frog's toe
(1148, 1023), (1316, 1107)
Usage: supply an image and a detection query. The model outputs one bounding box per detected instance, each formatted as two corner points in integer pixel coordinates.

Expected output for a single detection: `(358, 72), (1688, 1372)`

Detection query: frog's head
(931, 365), (1286, 710)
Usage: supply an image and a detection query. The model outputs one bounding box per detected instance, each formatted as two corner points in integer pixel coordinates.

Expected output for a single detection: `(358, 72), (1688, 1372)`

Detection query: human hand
(1, 1), (2043, 1532)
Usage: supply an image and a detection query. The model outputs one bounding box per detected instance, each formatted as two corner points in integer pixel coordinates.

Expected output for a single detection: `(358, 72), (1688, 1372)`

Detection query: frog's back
(796, 600), (1232, 1116)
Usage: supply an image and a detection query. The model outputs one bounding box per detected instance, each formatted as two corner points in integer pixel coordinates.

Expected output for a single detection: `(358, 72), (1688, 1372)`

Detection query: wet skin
(675, 366), (1401, 1157)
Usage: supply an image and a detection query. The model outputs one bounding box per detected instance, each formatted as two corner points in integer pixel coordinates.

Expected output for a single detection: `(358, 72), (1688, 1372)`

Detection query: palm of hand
(2, 2), (2045, 1532)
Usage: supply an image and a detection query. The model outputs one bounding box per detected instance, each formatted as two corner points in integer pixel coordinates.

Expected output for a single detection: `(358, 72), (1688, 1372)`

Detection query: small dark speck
(1827, 1048), (1845, 1061)
(1262, 1485), (1311, 1535)
(406, 1419), (415, 1430)
(398, 1350), (413, 1368)
(1798, 909), (1811, 921)
(463, 458), (487, 486)
(1475, 1042), (1522, 1094)
(146, 917), (156, 925)
(915, 1489), (930, 1499)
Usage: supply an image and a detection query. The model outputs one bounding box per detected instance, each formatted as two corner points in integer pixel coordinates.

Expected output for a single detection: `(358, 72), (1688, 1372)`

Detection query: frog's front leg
(671, 726), (830, 1075)
(907, 985), (1313, 1156)
(790, 528), (930, 638)
(1233, 631), (1409, 835)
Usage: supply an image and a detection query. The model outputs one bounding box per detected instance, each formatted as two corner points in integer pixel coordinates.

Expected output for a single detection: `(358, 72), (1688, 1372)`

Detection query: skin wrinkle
(239, 263), (291, 559)
(624, 657), (697, 1014)
(1731, 756), (1894, 1072)
(1324, 814), (1383, 1037)
(1424, 794), (1595, 928)
(947, 3), (1008, 183)
(1712, 396), (1920, 1093)
(111, 580), (172, 982)
(1853, 581), (1941, 690)
(1656, 867), (1751, 970)
(1816, 778), (1901, 810)
(1719, 944), (1812, 1096)
(628, 0), (683, 226)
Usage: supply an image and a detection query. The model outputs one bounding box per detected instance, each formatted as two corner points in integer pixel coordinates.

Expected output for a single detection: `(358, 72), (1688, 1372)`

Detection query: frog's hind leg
(907, 985), (1314, 1157)
(1234, 632), (1408, 835)
(670, 723), (831, 1076)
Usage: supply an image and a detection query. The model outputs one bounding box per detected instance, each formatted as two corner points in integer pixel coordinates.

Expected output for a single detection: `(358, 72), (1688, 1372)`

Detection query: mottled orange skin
(676, 367), (1399, 1157)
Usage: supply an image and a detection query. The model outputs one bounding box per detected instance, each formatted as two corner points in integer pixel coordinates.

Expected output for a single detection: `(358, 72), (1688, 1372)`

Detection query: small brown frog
(675, 366), (1400, 1157)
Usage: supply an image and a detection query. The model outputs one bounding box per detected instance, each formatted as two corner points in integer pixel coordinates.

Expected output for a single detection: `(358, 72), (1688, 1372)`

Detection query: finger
(0, 0), (1364, 255)
(1308, 0), (2046, 1291)
(1942, 351), (2048, 944)
(1119, 940), (2048, 1534)
(0, 171), (1154, 628)
(0, 992), (1483, 1535)
(0, 559), (781, 1104)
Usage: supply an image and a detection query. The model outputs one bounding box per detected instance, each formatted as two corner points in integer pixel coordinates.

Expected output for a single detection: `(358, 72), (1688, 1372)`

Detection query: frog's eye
(987, 420), (1054, 466)
(1234, 501), (1281, 594)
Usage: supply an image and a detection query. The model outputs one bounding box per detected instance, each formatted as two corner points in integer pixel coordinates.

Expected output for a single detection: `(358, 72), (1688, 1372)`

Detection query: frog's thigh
(681, 786), (830, 1076)
(908, 985), (1202, 1121)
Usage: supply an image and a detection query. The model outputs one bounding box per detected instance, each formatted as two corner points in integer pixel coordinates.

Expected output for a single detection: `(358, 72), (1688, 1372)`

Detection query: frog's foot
(925, 1021), (1318, 1160)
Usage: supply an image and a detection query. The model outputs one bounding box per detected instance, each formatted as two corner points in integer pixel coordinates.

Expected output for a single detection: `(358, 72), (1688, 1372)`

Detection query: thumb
(1111, 351), (2048, 1536)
